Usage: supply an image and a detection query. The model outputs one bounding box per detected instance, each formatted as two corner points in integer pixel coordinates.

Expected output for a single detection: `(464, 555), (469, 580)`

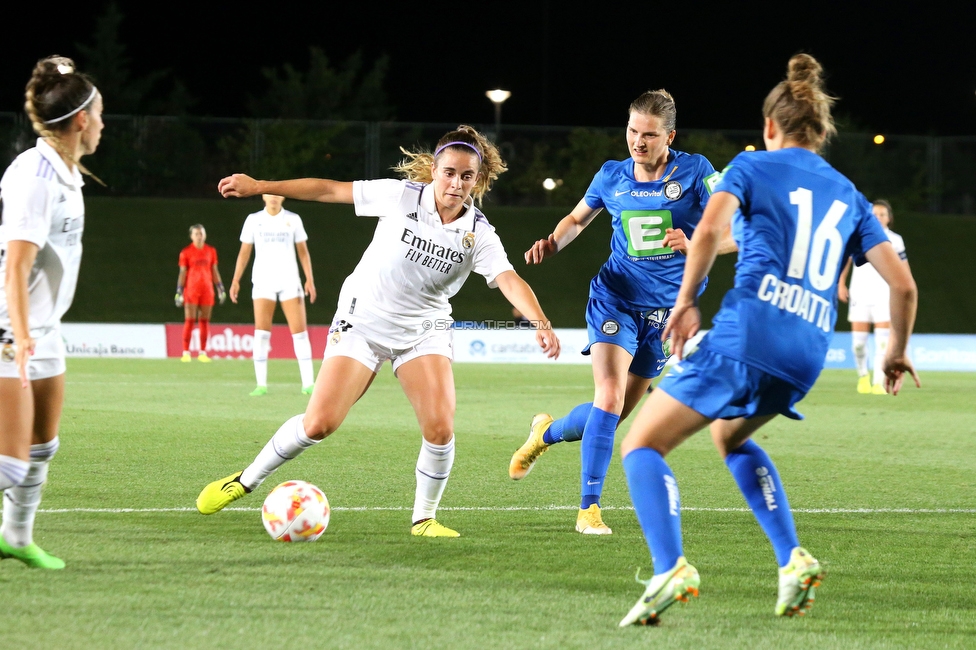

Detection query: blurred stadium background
(1, 112), (973, 332)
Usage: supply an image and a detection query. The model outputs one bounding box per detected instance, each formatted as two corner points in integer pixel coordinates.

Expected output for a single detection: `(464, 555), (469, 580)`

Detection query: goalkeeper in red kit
(176, 224), (225, 361)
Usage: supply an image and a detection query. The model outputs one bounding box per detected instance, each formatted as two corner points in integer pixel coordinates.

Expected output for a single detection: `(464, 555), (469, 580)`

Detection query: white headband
(43, 86), (98, 125)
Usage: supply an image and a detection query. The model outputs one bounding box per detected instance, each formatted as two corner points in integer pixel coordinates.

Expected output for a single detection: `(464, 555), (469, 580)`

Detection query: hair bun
(787, 53), (823, 87)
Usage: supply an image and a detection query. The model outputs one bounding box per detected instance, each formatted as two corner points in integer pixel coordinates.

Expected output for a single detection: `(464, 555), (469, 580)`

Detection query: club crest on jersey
(601, 320), (620, 336)
(1, 344), (14, 363)
(462, 233), (475, 250)
(664, 181), (682, 200)
(329, 332), (342, 346)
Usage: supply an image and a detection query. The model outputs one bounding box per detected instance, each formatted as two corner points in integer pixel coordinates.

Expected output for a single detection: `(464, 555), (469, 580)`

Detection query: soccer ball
(261, 480), (330, 542)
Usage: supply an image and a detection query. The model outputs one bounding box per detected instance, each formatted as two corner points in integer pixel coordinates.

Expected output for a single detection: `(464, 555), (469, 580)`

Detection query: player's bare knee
(302, 413), (339, 440)
(421, 421), (454, 446)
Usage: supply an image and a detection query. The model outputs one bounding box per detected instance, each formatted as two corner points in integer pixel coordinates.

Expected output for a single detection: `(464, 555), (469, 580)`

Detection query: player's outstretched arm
(865, 241), (920, 394)
(218, 174), (354, 204)
(524, 199), (601, 265)
(494, 270), (560, 359)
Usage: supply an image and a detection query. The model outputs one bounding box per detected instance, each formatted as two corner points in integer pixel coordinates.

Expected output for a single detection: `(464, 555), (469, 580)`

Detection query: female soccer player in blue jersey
(509, 90), (735, 535)
(616, 54), (920, 626)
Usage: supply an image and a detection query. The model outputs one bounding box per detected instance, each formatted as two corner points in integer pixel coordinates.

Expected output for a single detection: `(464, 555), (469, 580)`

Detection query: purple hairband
(434, 141), (483, 162)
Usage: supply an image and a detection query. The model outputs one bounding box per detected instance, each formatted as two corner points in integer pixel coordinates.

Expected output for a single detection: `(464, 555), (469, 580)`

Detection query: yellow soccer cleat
(856, 375), (872, 393)
(619, 557), (700, 626)
(197, 351), (212, 363)
(411, 519), (460, 538)
(509, 413), (553, 480)
(871, 383), (888, 395)
(181, 352), (192, 363)
(776, 547), (823, 617)
(576, 504), (612, 535)
(196, 471), (250, 514)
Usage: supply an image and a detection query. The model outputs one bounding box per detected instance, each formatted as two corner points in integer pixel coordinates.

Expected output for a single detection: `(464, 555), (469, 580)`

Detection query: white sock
(412, 437), (455, 524)
(0, 454), (30, 491)
(852, 331), (869, 376)
(240, 415), (319, 490)
(292, 331), (314, 388)
(253, 329), (271, 387)
(1, 437), (58, 548)
(872, 328), (890, 386)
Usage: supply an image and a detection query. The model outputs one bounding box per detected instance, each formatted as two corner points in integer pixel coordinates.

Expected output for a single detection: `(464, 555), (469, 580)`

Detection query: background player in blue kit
(509, 90), (736, 535)
(616, 54), (920, 627)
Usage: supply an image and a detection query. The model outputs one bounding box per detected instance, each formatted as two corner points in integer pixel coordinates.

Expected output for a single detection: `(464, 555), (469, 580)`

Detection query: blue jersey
(584, 150), (719, 310)
(700, 148), (889, 392)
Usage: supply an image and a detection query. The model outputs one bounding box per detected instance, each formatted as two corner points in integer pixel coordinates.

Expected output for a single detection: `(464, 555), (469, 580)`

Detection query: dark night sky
(2, 0), (975, 135)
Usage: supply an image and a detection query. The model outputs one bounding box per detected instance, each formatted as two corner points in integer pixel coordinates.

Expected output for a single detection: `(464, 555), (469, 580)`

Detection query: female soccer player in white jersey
(0, 56), (104, 569)
(837, 199), (910, 394)
(230, 194), (317, 395)
(509, 90), (736, 536)
(617, 54), (919, 626)
(198, 126), (560, 537)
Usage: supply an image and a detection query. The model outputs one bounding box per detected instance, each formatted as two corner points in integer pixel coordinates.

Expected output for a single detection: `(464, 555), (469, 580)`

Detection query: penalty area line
(37, 506), (976, 514)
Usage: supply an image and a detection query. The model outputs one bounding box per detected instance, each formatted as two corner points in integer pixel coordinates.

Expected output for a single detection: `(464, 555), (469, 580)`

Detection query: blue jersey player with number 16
(510, 90), (737, 536)
(616, 54), (920, 627)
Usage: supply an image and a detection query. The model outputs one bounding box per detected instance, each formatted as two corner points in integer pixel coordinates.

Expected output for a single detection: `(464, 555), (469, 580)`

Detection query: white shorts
(0, 327), (67, 381)
(252, 279), (304, 302)
(323, 323), (453, 374)
(848, 294), (890, 324)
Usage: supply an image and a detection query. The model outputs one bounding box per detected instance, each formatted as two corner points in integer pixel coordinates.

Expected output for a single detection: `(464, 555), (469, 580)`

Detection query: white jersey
(337, 179), (514, 347)
(240, 208), (308, 285)
(0, 139), (85, 338)
(849, 228), (907, 302)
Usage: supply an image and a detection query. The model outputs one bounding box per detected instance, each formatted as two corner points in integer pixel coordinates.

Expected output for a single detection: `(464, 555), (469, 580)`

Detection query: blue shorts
(658, 348), (807, 421)
(583, 298), (672, 379)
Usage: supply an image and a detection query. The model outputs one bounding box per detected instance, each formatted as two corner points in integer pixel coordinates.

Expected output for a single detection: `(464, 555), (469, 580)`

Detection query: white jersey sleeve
(472, 221), (515, 288)
(0, 140), (86, 337)
(1, 172), (55, 248)
(353, 179), (407, 218)
(293, 215), (308, 244)
(889, 230), (907, 260)
(239, 214), (256, 243)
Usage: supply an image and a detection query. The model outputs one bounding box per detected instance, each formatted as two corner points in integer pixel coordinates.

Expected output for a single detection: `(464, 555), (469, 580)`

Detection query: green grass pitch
(2, 359), (974, 648)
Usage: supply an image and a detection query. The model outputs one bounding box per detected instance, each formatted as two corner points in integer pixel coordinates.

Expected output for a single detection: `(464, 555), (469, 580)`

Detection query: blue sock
(579, 407), (619, 509)
(544, 402), (592, 444)
(724, 439), (799, 567)
(623, 448), (683, 574)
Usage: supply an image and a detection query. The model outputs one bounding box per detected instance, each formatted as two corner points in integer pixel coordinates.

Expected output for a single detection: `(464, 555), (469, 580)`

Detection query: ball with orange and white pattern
(261, 480), (330, 542)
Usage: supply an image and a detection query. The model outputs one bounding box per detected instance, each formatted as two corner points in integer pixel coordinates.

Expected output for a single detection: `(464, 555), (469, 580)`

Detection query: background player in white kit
(0, 56), (104, 569)
(198, 125), (561, 537)
(230, 194), (317, 395)
(838, 199), (909, 394)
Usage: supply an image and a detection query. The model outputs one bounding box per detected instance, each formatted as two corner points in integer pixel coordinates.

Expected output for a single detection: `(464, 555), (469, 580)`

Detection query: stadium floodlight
(745, 144), (757, 151)
(542, 178), (557, 191)
(874, 135), (885, 145)
(485, 89), (512, 138)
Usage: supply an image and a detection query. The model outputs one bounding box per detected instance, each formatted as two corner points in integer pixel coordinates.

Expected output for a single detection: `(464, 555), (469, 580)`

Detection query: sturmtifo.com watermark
(422, 319), (544, 331)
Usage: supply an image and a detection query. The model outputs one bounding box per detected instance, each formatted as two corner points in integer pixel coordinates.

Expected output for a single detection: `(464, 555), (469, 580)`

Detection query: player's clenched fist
(218, 174), (259, 198)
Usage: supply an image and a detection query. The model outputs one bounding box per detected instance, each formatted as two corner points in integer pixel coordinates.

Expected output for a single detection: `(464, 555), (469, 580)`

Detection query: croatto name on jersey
(400, 227), (465, 274)
(757, 274), (832, 332)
